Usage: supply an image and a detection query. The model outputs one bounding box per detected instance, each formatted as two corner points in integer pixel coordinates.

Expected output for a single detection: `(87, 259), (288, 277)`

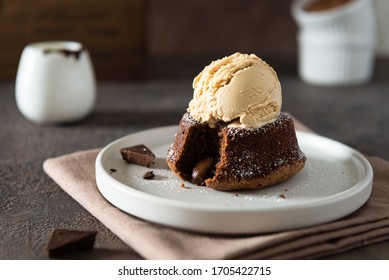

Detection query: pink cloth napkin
(43, 121), (389, 259)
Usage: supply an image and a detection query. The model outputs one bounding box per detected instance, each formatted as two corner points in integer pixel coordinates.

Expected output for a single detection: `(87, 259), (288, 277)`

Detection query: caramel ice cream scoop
(188, 52), (282, 128)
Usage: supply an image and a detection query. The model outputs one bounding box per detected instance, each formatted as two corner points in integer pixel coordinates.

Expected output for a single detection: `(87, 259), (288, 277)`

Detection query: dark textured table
(1, 64), (389, 259)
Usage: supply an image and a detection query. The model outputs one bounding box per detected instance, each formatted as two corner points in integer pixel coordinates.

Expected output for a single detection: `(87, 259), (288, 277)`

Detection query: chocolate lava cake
(167, 112), (306, 191)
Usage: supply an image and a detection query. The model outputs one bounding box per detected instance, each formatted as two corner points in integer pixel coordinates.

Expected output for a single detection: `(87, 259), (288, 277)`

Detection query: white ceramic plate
(95, 126), (373, 234)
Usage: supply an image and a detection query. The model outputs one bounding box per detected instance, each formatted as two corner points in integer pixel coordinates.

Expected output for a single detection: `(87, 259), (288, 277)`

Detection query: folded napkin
(43, 122), (389, 259)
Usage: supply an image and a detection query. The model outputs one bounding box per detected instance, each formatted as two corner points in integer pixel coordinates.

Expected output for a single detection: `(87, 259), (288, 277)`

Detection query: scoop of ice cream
(188, 52), (282, 128)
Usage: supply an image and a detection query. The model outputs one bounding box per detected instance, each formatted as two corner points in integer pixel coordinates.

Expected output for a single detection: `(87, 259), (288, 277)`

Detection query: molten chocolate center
(191, 157), (215, 186)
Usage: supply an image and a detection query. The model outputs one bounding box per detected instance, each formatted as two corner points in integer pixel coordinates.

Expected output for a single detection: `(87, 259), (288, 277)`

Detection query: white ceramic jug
(16, 41), (96, 124)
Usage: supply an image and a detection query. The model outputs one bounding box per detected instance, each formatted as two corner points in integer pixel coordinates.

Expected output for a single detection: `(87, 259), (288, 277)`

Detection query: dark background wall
(147, 0), (297, 57)
(0, 0), (298, 80)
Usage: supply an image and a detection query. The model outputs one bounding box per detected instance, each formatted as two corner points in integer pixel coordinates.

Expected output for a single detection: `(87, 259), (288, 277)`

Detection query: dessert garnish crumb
(180, 183), (191, 189)
(142, 171), (155, 179)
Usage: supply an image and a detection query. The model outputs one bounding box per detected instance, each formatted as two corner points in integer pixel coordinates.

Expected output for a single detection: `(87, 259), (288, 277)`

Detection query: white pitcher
(16, 41), (96, 124)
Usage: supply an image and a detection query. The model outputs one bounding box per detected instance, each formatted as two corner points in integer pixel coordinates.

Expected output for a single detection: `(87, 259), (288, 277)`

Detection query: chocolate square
(45, 229), (97, 258)
(120, 144), (155, 167)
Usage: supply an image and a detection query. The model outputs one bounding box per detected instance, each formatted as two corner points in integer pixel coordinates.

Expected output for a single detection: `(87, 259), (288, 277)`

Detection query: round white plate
(95, 126), (373, 234)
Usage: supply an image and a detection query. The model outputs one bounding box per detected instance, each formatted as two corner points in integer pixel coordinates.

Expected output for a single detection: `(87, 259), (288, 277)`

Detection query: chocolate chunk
(191, 158), (215, 186)
(120, 144), (155, 167)
(45, 229), (97, 258)
(142, 170), (155, 179)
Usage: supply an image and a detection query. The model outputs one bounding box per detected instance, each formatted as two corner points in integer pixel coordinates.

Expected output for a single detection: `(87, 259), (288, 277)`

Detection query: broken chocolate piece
(120, 144), (155, 167)
(142, 170), (155, 179)
(191, 157), (215, 186)
(45, 229), (97, 258)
